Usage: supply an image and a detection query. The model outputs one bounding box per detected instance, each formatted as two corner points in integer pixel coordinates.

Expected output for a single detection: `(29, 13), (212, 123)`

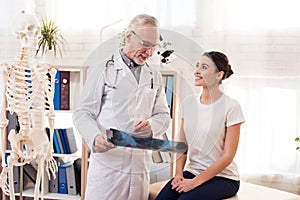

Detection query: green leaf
(35, 18), (67, 58)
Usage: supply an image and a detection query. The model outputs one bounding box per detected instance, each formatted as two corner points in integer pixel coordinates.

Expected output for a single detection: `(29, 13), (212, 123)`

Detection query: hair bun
(225, 64), (234, 79)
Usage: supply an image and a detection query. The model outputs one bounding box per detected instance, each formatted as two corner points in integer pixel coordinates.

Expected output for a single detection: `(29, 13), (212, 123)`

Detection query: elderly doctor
(73, 14), (170, 200)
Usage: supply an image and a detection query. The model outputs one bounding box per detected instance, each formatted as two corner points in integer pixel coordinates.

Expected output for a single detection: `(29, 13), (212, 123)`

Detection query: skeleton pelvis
(8, 128), (49, 154)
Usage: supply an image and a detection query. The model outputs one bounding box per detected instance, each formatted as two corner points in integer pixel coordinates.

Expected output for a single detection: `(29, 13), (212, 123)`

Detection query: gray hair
(127, 14), (159, 30)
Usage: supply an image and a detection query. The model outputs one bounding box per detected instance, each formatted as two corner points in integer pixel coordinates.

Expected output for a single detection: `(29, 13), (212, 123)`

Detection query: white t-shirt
(180, 94), (245, 180)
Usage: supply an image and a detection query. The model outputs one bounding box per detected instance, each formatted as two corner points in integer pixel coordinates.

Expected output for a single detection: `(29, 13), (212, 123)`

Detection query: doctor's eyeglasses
(131, 30), (160, 50)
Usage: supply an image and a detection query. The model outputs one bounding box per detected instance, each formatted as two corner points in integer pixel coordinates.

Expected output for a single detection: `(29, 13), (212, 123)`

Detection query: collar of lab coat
(113, 51), (153, 88)
(113, 51), (125, 70)
(113, 51), (138, 86)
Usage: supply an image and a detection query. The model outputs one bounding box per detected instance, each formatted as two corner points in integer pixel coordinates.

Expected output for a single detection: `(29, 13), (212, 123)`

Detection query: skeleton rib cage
(7, 62), (53, 114)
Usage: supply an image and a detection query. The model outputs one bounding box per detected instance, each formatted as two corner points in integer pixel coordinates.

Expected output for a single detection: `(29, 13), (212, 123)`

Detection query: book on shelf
(53, 70), (71, 110)
(49, 172), (58, 193)
(73, 158), (81, 195)
(61, 128), (71, 154)
(54, 70), (61, 110)
(55, 129), (64, 154)
(65, 127), (78, 154)
(53, 129), (61, 154)
(58, 162), (71, 194)
(60, 71), (70, 110)
(53, 128), (78, 154)
(66, 164), (77, 195)
(58, 129), (68, 154)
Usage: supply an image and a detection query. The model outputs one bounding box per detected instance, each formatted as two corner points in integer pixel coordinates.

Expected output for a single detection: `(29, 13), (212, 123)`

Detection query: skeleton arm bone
(0, 66), (9, 167)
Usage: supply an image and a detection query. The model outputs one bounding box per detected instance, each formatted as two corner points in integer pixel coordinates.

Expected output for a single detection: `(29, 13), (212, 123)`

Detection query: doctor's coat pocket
(135, 87), (157, 113)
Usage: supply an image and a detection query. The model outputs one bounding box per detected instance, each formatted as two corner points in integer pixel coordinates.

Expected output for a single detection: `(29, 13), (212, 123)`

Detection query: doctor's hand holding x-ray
(133, 119), (152, 136)
(93, 119), (152, 153)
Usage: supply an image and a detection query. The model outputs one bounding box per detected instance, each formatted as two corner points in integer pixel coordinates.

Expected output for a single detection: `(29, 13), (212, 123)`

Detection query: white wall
(2, 0), (300, 78)
(2, 20), (300, 76)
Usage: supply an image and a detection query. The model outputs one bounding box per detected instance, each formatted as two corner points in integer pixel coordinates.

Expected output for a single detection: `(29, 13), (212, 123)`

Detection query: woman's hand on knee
(174, 178), (198, 193)
(171, 175), (183, 190)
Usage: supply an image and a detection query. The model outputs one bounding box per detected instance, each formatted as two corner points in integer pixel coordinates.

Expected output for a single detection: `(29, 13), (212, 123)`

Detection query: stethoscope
(104, 55), (153, 89)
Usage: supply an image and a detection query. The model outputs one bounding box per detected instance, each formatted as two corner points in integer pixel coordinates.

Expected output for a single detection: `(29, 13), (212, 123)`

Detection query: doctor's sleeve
(72, 64), (107, 151)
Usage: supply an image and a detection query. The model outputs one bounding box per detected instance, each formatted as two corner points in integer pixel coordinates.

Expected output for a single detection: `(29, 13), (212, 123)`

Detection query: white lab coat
(73, 51), (170, 200)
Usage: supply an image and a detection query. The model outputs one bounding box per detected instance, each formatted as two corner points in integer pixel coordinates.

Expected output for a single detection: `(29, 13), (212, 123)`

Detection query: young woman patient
(156, 51), (245, 200)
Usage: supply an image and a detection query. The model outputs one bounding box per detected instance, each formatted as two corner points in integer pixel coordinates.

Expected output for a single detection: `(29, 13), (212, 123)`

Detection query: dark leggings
(155, 171), (240, 200)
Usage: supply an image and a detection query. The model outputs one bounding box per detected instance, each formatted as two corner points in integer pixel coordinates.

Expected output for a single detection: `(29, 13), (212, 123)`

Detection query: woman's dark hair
(203, 51), (234, 81)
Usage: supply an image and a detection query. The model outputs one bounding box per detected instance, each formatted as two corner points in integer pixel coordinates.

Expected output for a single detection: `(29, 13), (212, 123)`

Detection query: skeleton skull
(12, 12), (41, 49)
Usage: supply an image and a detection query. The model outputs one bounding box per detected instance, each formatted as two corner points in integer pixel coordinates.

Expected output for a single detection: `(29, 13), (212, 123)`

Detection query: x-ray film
(106, 128), (187, 153)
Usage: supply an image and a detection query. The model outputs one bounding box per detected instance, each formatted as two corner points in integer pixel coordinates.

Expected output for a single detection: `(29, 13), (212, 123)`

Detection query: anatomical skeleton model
(0, 12), (58, 200)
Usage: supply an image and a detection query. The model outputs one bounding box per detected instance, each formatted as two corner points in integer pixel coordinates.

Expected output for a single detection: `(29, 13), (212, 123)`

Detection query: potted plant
(35, 19), (67, 58)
